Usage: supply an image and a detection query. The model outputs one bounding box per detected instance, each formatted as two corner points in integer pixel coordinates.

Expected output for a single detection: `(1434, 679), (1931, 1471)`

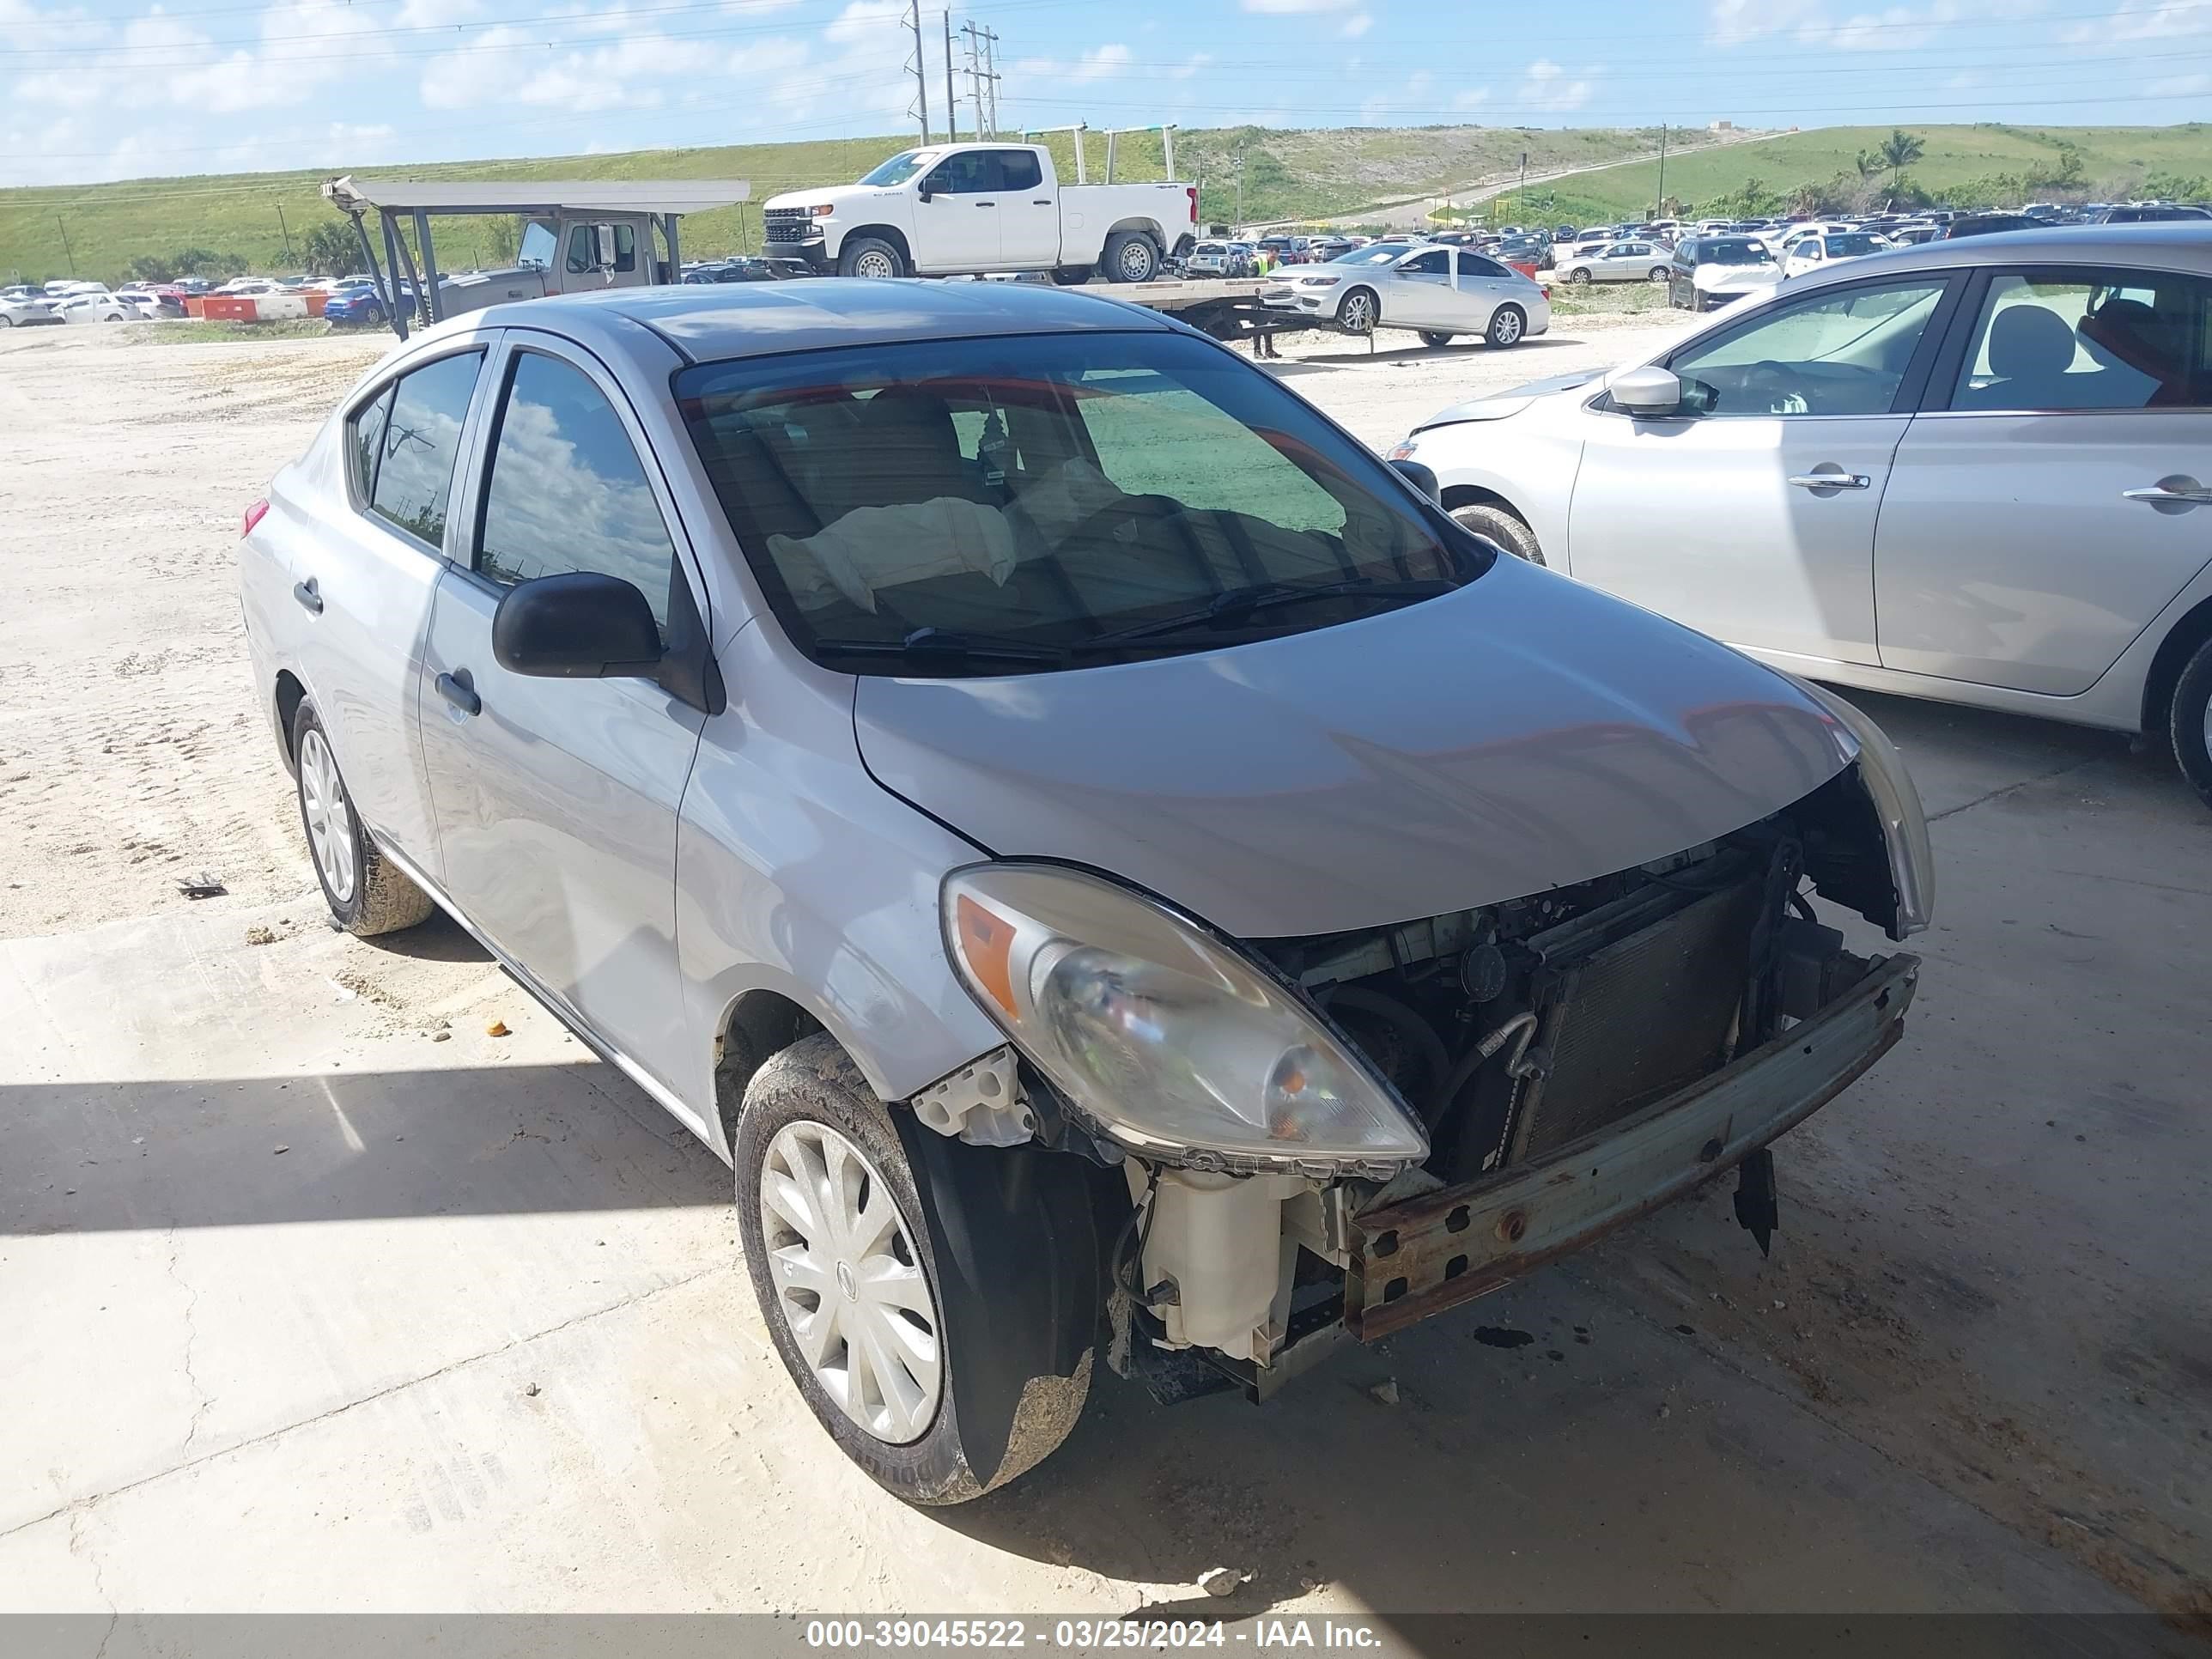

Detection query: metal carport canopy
(321, 176), (751, 215)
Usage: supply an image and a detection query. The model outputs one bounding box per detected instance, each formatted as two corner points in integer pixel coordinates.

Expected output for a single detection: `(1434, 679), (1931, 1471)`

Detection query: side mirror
(1390, 458), (1442, 503)
(917, 179), (936, 204)
(492, 572), (662, 678)
(1612, 365), (1685, 418)
(591, 222), (619, 268)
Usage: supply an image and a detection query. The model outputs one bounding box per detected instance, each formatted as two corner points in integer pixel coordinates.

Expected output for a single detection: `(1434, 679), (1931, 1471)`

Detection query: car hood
(852, 556), (1856, 939)
(763, 184), (905, 215)
(1413, 368), (1606, 428)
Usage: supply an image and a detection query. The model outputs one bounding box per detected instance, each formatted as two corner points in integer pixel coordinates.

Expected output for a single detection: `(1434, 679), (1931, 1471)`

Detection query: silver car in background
(1265, 240), (1552, 346)
(241, 280), (1925, 1505)
(1393, 224), (2212, 808)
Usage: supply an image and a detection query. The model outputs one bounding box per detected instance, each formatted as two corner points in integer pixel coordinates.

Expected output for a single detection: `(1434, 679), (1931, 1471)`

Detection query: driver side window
(1666, 279), (1948, 417)
(924, 152), (994, 194)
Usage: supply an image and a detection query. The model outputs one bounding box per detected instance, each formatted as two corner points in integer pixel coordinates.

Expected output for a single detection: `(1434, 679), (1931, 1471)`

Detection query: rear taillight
(242, 499), (270, 538)
(1187, 185), (1199, 223)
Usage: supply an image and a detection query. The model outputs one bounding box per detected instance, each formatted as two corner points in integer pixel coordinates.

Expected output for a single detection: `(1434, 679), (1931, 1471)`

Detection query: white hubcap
(759, 1121), (942, 1444)
(298, 728), (356, 905)
(1495, 311), (1521, 343)
(854, 251), (895, 278)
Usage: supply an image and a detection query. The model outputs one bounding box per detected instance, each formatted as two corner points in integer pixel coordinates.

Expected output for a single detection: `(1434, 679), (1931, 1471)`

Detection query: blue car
(321, 284), (386, 326)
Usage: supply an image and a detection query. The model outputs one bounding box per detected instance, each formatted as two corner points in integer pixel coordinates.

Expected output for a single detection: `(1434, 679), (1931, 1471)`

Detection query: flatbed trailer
(1089, 276), (1306, 346)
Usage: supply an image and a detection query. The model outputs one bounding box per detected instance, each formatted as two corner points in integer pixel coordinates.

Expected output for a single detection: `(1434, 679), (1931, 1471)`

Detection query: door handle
(1788, 471), (1871, 491)
(975, 200), (995, 208)
(292, 577), (323, 614)
(2123, 477), (2212, 507)
(1032, 198), (1051, 205)
(434, 671), (480, 717)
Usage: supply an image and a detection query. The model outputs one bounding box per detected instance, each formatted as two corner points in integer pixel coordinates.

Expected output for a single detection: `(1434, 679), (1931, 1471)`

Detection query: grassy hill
(1509, 124), (2210, 226)
(3, 123), (1695, 283)
(5, 120), (2204, 284)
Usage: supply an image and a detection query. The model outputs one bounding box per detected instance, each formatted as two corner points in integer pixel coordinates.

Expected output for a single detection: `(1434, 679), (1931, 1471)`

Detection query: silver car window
(1948, 270), (2210, 412)
(368, 349), (484, 547)
(476, 351), (677, 632)
(1667, 280), (1948, 417)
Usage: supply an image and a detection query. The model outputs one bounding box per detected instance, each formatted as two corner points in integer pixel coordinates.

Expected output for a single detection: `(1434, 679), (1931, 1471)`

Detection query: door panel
(994, 149), (1059, 266)
(1875, 264), (2212, 693)
(1389, 251), (1452, 327)
(1568, 415), (1905, 660)
(915, 152), (1000, 271)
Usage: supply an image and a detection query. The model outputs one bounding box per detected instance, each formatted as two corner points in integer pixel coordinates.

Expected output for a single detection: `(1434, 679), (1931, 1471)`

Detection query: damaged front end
(1097, 753), (1923, 1399)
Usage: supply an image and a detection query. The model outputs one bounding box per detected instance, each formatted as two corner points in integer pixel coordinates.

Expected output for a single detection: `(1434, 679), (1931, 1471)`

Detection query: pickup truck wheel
(1486, 306), (1526, 347)
(837, 237), (907, 279)
(1104, 232), (1160, 283)
(290, 702), (435, 936)
(1418, 331), (1455, 349)
(2166, 635), (2212, 811)
(1049, 264), (1093, 286)
(735, 1034), (1104, 1505)
(1450, 501), (1546, 567)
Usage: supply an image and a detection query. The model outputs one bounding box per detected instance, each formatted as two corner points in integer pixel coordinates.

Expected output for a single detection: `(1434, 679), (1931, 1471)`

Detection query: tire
(735, 1033), (1106, 1505)
(837, 236), (907, 279)
(1567, 268), (1592, 286)
(1650, 265), (1671, 283)
(1418, 331), (1455, 349)
(1486, 305), (1526, 348)
(1049, 264), (1093, 286)
(2167, 635), (2212, 810)
(1339, 286), (1379, 334)
(1103, 231), (1160, 284)
(291, 702), (436, 936)
(1450, 501), (1546, 567)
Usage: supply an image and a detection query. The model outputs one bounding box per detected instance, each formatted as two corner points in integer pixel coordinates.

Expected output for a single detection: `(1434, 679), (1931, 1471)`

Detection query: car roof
(454, 277), (1177, 363)
(1783, 221), (2212, 285)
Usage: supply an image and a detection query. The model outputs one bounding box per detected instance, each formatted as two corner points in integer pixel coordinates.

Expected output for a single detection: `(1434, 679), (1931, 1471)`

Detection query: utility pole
(276, 202), (296, 265)
(980, 27), (1000, 138)
(943, 10), (958, 143)
(1235, 146), (1245, 228)
(960, 21), (998, 140)
(1656, 123), (1668, 218)
(1517, 149), (1528, 223)
(55, 215), (76, 276)
(906, 0), (929, 148)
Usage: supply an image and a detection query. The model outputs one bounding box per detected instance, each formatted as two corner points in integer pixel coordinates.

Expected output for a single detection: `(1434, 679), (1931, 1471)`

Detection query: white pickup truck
(761, 143), (1197, 283)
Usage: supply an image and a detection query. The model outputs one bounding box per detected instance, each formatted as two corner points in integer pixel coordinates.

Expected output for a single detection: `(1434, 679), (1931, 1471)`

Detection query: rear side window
(1949, 269), (2212, 411)
(348, 385), (392, 501)
(476, 352), (677, 632)
(995, 149), (1042, 192)
(368, 350), (484, 547)
(1457, 252), (1509, 278)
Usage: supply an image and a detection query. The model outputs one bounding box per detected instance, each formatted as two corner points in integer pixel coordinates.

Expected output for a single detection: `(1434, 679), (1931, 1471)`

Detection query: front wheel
(1450, 501), (1546, 567)
(1418, 330), (1455, 349)
(1566, 268), (1592, 286)
(1486, 305), (1526, 348)
(735, 1034), (1104, 1505)
(1103, 231), (1160, 283)
(1650, 265), (1671, 283)
(1338, 286), (1379, 334)
(2167, 635), (2212, 811)
(1049, 264), (1093, 286)
(837, 236), (907, 279)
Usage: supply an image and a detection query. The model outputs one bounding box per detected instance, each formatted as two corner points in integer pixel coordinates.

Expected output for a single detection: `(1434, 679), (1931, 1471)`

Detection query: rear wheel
(1567, 268), (1592, 286)
(2167, 635), (2212, 811)
(1338, 286), (1379, 334)
(291, 702), (435, 936)
(837, 237), (907, 279)
(1450, 501), (1546, 567)
(1649, 265), (1671, 283)
(1486, 305), (1526, 348)
(1417, 331), (1455, 349)
(1103, 232), (1160, 284)
(735, 1034), (1104, 1505)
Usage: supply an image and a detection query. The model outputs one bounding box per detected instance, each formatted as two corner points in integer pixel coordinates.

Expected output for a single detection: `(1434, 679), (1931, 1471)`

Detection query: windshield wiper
(1091, 577), (1457, 645)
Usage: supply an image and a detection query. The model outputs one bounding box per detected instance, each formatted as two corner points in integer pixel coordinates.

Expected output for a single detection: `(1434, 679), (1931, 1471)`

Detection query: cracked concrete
(163, 1232), (211, 1455)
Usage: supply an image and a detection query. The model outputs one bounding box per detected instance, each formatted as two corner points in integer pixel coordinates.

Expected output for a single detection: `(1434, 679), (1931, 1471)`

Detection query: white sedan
(1780, 230), (1889, 278)
(1262, 241), (1551, 348)
(1386, 224), (2212, 807)
(55, 293), (134, 324)
(1553, 240), (1672, 285)
(0, 294), (63, 327)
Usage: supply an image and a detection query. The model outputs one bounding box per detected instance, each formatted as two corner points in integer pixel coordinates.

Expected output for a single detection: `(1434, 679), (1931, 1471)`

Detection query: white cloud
(1340, 9), (1373, 36)
(1169, 52), (1213, 80)
(1013, 42), (1133, 83)
(1453, 85), (1491, 111)
(824, 0), (903, 44)
(1517, 58), (1593, 112)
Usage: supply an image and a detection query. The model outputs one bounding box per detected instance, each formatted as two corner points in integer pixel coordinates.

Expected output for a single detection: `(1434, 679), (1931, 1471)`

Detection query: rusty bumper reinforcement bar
(1344, 951), (1920, 1341)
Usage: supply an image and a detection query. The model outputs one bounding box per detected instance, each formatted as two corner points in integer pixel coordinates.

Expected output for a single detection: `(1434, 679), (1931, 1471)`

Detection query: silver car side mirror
(1613, 365), (1685, 418)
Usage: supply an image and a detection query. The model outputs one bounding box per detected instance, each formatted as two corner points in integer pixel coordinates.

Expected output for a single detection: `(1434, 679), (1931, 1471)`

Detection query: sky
(2, 0), (2208, 186)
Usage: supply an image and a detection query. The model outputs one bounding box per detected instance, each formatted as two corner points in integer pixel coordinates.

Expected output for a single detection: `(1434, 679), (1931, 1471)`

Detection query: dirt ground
(2, 319), (2207, 1632)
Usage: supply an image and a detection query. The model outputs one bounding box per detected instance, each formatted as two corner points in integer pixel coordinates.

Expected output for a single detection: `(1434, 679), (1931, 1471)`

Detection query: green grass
(6, 121), (2205, 286)
(149, 319), (340, 343)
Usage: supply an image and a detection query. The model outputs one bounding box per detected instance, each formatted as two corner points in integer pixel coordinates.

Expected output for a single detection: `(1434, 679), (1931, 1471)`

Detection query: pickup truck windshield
(676, 331), (1474, 677)
(860, 151), (932, 186)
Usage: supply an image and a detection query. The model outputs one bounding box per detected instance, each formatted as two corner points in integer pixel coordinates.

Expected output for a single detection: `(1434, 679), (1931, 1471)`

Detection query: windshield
(1827, 234), (1882, 256)
(860, 150), (932, 186)
(1330, 245), (1413, 265)
(1703, 240), (1771, 265)
(676, 331), (1473, 678)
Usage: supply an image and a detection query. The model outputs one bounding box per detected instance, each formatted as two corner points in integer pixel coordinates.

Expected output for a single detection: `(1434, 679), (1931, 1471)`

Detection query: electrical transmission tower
(959, 21), (1000, 139)
(904, 0), (930, 146)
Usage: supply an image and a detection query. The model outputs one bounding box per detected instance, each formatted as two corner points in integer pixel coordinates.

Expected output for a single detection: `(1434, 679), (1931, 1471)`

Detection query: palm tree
(1878, 130), (1926, 172)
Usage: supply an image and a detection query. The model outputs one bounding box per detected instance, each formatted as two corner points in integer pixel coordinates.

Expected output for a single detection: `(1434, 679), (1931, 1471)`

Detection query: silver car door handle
(434, 671), (481, 718)
(1788, 472), (1871, 490)
(2123, 483), (2212, 505)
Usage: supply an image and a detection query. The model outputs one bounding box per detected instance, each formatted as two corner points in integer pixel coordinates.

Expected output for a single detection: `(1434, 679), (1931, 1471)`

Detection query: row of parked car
(0, 281), (186, 325)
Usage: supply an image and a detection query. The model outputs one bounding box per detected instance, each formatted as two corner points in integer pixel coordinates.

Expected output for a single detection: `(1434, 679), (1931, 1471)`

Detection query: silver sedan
(1263, 241), (1551, 347)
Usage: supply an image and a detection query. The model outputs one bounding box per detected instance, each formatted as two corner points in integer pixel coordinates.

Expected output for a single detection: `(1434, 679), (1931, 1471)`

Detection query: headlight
(942, 863), (1428, 1176)
(1796, 681), (1936, 939)
(1300, 275), (1341, 286)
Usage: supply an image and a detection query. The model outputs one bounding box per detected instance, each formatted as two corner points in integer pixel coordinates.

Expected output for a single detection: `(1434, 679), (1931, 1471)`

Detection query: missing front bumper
(1342, 951), (1918, 1340)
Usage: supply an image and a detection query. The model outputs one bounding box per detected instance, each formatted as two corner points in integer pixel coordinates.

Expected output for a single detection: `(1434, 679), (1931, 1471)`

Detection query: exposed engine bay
(1103, 763), (1914, 1398)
